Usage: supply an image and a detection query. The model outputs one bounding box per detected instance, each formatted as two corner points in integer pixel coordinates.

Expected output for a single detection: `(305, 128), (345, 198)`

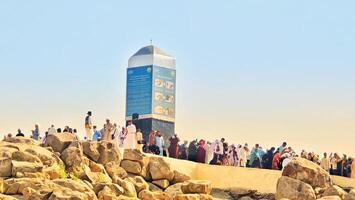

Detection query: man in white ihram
(123, 120), (137, 149)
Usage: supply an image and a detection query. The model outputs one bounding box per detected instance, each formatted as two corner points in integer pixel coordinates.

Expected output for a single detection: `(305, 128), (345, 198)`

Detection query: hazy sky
(1, 1), (354, 155)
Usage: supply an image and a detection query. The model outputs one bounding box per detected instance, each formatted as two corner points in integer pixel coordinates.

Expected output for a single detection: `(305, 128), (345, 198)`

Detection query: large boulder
(83, 164), (112, 185)
(138, 189), (172, 200)
(282, 157), (332, 188)
(115, 178), (137, 198)
(4, 137), (38, 145)
(180, 180), (212, 195)
(0, 157), (12, 177)
(1, 178), (47, 195)
(152, 179), (170, 190)
(105, 161), (128, 179)
(44, 133), (77, 153)
(121, 160), (142, 174)
(172, 170), (191, 184)
(125, 176), (149, 193)
(345, 189), (355, 200)
(164, 183), (184, 198)
(149, 157), (174, 181)
(0, 193), (19, 200)
(317, 196), (342, 200)
(97, 141), (121, 165)
(322, 185), (346, 199)
(11, 160), (43, 178)
(275, 176), (316, 200)
(93, 183), (124, 196)
(82, 141), (100, 162)
(51, 179), (98, 199)
(174, 194), (213, 200)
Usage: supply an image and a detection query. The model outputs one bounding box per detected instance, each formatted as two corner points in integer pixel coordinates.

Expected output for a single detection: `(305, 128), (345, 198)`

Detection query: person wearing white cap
(123, 120), (137, 149)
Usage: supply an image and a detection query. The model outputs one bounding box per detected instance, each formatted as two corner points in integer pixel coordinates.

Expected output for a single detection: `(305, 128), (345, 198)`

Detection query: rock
(282, 157), (332, 188)
(172, 170), (191, 184)
(123, 149), (147, 164)
(317, 196), (342, 200)
(105, 161), (128, 179)
(117, 179), (137, 198)
(174, 194), (213, 200)
(1, 178), (47, 195)
(276, 176), (316, 200)
(11, 151), (42, 163)
(0, 157), (12, 177)
(345, 191), (355, 200)
(97, 186), (117, 200)
(152, 179), (170, 189)
(229, 188), (256, 198)
(239, 197), (254, 200)
(117, 196), (139, 200)
(125, 176), (149, 193)
(149, 157), (174, 181)
(322, 185), (346, 199)
(83, 165), (112, 185)
(164, 183), (183, 198)
(44, 133), (77, 153)
(83, 141), (100, 162)
(121, 160), (141, 174)
(4, 137), (38, 145)
(97, 141), (121, 165)
(51, 179), (98, 199)
(138, 189), (172, 200)
(148, 182), (163, 192)
(181, 180), (212, 195)
(60, 146), (84, 167)
(94, 183), (124, 196)
(11, 161), (43, 177)
(0, 193), (19, 200)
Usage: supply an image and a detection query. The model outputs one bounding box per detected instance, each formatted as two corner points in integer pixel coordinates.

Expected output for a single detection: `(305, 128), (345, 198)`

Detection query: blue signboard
(126, 66), (153, 117)
(152, 66), (176, 121)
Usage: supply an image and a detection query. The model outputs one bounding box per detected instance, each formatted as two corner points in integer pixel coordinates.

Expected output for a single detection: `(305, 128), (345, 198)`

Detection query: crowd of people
(152, 138), (355, 179)
(2, 111), (354, 179)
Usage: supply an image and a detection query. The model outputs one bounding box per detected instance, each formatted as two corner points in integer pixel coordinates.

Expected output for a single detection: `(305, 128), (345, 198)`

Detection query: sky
(0, 1), (354, 155)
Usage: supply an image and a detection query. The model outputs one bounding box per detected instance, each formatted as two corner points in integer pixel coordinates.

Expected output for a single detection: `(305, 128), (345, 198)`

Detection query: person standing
(168, 134), (180, 158)
(111, 123), (119, 141)
(278, 142), (287, 154)
(320, 152), (331, 173)
(228, 145), (238, 166)
(136, 128), (143, 151)
(16, 129), (25, 137)
(104, 119), (114, 141)
(48, 125), (56, 135)
(119, 127), (127, 147)
(188, 140), (198, 162)
(155, 131), (164, 156)
(32, 124), (40, 140)
(123, 120), (137, 149)
(85, 111), (93, 140)
(148, 130), (157, 153)
(239, 145), (248, 167)
(196, 140), (206, 163)
(92, 126), (101, 141)
(179, 141), (188, 160)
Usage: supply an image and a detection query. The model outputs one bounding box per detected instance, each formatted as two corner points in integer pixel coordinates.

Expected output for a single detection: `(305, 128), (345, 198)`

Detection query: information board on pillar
(152, 66), (176, 122)
(126, 66), (153, 118)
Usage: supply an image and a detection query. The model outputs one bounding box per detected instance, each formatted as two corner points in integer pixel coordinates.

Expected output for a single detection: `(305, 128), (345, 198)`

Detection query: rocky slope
(0, 134), (354, 200)
(0, 134), (213, 200)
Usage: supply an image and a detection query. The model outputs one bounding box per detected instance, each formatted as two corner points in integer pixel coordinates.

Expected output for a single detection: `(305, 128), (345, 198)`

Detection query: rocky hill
(0, 133), (354, 200)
